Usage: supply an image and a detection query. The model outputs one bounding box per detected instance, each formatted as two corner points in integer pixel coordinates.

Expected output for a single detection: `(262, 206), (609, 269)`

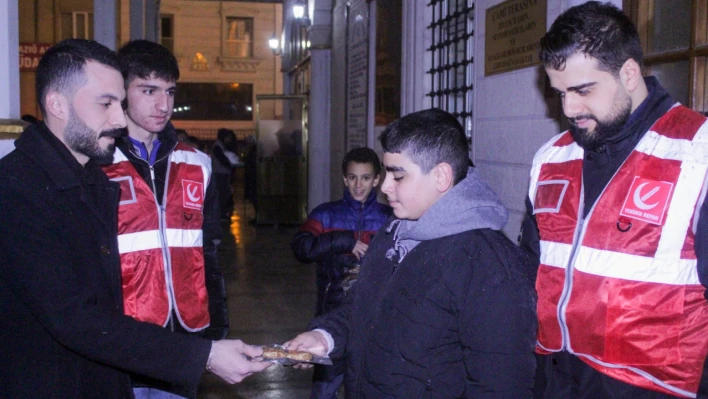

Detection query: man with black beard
(64, 106), (123, 162)
(520, 2), (708, 398)
(0, 39), (271, 399)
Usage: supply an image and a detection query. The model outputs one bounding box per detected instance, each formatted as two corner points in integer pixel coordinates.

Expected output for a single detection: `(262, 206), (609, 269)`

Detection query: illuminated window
(225, 17), (254, 58)
(172, 83), (254, 121)
(160, 14), (174, 53)
(61, 12), (93, 40)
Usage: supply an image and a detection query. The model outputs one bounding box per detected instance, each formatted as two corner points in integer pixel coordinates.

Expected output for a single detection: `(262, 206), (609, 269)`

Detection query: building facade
(15, 0), (282, 140)
(276, 0), (708, 237)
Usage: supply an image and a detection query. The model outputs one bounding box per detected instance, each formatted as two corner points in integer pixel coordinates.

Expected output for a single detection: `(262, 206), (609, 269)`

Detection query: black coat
(0, 124), (211, 398)
(311, 223), (538, 398)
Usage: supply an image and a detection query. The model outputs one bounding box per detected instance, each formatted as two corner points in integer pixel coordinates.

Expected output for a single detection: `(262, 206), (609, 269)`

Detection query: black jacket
(293, 189), (391, 381)
(0, 123), (211, 398)
(312, 224), (537, 398)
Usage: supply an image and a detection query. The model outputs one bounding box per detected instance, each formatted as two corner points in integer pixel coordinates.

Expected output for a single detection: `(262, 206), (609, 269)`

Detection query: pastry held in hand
(259, 345), (333, 366)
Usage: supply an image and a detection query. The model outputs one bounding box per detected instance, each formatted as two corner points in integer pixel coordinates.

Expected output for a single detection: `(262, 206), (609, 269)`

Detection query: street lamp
(292, 4), (305, 19)
(268, 34), (281, 56)
(292, 2), (311, 26)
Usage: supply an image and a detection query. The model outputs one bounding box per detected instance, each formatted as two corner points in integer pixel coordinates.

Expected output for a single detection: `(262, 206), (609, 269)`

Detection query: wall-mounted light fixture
(292, 1), (311, 26)
(268, 34), (281, 56)
(292, 4), (305, 19)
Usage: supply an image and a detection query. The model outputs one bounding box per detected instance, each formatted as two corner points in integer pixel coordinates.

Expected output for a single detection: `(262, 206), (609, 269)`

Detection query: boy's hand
(352, 240), (368, 260)
(283, 331), (329, 369)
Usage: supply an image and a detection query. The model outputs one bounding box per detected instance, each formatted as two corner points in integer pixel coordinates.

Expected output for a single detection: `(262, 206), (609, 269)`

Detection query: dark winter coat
(311, 169), (538, 398)
(0, 123), (211, 398)
(291, 189), (391, 316)
(292, 189), (391, 381)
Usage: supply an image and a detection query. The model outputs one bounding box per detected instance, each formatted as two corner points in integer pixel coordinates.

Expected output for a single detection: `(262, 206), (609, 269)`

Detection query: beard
(569, 90), (632, 151)
(64, 106), (123, 163)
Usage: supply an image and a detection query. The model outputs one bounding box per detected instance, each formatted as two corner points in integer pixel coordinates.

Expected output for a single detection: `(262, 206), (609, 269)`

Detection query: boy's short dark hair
(117, 40), (179, 85)
(379, 108), (469, 185)
(539, 1), (642, 75)
(341, 147), (382, 176)
(36, 39), (120, 116)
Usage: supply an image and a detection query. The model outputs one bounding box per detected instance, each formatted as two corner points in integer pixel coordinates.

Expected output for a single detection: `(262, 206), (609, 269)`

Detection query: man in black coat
(0, 39), (271, 398)
(285, 109), (537, 398)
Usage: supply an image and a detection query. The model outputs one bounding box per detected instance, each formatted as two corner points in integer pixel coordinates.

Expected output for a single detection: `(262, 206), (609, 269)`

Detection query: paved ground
(197, 197), (319, 399)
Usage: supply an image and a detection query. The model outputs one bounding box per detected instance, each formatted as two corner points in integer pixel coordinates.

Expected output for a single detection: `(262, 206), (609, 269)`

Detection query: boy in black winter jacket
(285, 108), (537, 398)
(291, 147), (391, 399)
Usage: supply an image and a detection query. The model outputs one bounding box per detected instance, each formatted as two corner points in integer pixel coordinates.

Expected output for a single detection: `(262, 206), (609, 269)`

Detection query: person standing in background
(212, 128), (240, 220)
(291, 147), (392, 399)
(102, 40), (230, 399)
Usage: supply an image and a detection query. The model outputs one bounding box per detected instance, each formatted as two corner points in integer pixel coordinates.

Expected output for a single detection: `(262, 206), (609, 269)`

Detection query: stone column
(144, 0), (159, 42)
(129, 0), (145, 40)
(0, 0), (20, 119)
(400, 0), (429, 114)
(307, 48), (331, 212)
(94, 0), (117, 50)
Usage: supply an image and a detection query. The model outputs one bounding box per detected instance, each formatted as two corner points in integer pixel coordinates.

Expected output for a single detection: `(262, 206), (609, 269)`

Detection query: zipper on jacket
(555, 151), (634, 352)
(132, 141), (180, 330)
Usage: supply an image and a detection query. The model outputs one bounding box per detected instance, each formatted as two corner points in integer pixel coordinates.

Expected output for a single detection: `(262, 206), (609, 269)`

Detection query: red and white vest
(103, 143), (212, 332)
(529, 105), (708, 397)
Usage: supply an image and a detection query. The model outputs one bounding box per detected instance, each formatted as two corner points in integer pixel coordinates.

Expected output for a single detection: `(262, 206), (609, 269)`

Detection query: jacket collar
(587, 76), (674, 156)
(14, 122), (106, 190)
(343, 188), (378, 211)
(114, 121), (178, 162)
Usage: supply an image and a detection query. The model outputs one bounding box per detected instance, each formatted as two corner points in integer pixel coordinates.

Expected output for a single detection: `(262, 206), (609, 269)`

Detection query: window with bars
(427, 0), (474, 134)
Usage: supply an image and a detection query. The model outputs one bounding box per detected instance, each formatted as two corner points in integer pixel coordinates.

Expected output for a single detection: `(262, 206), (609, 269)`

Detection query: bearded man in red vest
(520, 2), (708, 398)
(102, 40), (229, 399)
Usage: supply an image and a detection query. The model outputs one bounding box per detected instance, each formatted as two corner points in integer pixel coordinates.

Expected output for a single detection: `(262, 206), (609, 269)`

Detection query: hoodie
(386, 166), (509, 262)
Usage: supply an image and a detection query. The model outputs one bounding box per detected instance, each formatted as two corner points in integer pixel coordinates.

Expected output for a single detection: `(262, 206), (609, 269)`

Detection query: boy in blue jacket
(291, 147), (391, 399)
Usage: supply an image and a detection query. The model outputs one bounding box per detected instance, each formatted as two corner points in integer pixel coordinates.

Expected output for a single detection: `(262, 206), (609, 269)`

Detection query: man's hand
(283, 331), (329, 369)
(207, 340), (273, 383)
(351, 240), (368, 260)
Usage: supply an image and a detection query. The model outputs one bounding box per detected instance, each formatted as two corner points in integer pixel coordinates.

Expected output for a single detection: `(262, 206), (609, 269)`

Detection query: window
(172, 83), (253, 121)
(375, 0), (402, 125)
(160, 15), (174, 53)
(427, 0), (475, 135)
(224, 17), (254, 58)
(61, 12), (93, 40)
(625, 0), (708, 111)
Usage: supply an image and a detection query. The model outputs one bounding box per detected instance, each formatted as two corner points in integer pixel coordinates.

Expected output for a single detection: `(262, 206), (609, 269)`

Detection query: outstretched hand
(207, 339), (273, 383)
(283, 331), (329, 369)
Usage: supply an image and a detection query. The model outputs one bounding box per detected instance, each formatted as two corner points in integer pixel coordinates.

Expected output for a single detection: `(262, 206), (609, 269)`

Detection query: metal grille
(427, 0), (474, 135)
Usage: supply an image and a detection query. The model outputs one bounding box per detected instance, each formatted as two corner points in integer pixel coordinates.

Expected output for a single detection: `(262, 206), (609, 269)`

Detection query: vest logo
(182, 180), (204, 211)
(620, 177), (673, 225)
(111, 176), (138, 206)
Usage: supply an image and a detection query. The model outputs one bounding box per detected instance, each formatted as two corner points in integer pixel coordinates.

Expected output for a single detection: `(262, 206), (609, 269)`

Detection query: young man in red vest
(102, 40), (229, 399)
(520, 2), (708, 398)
